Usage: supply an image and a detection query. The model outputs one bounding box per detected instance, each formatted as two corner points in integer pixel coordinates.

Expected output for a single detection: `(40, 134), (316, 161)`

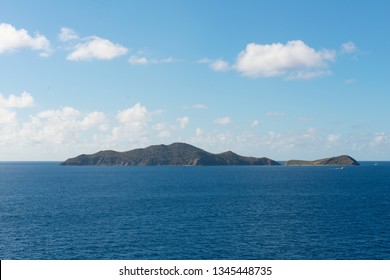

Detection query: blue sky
(0, 0), (389, 160)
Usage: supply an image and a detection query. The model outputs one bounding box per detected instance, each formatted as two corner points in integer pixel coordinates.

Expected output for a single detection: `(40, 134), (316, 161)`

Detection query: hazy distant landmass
(61, 142), (280, 166)
(284, 155), (359, 166)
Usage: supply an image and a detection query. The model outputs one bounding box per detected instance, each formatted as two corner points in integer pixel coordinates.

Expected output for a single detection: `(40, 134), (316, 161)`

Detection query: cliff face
(61, 142), (281, 166)
(284, 155), (359, 166)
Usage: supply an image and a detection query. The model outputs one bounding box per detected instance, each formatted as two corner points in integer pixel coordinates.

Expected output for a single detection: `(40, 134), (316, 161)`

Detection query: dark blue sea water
(0, 162), (389, 260)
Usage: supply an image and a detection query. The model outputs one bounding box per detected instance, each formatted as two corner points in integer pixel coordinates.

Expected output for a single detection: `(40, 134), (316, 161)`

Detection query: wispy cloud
(0, 23), (52, 57)
(128, 55), (178, 65)
(128, 56), (148, 65)
(58, 27), (79, 42)
(198, 58), (230, 72)
(286, 70), (332, 80)
(340, 41), (357, 54)
(210, 59), (230, 72)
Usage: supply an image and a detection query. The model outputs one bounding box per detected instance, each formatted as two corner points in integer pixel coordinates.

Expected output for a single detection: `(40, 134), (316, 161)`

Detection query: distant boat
(340, 167), (344, 170)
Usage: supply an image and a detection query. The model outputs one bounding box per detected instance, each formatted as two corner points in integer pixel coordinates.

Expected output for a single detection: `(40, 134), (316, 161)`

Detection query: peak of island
(60, 142), (359, 167)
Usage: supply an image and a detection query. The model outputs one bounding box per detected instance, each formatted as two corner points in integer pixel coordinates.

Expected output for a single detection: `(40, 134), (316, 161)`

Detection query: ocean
(0, 162), (389, 260)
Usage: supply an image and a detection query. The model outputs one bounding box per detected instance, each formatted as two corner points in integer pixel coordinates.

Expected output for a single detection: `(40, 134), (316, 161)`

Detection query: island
(284, 155), (359, 166)
(61, 143), (360, 167)
(61, 142), (280, 166)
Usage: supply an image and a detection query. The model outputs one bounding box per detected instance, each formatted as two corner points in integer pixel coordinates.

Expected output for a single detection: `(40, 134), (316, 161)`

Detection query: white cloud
(0, 91), (35, 108)
(177, 116), (189, 128)
(214, 117), (231, 125)
(109, 103), (152, 147)
(2, 92), (387, 161)
(341, 41), (357, 54)
(17, 107), (109, 146)
(58, 27), (79, 42)
(0, 108), (16, 124)
(235, 40), (336, 79)
(81, 111), (108, 131)
(0, 23), (51, 57)
(26, 107), (81, 144)
(0, 101), (156, 158)
(116, 103), (150, 124)
(67, 36), (128, 61)
(37, 106), (80, 119)
(60, 28), (176, 64)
